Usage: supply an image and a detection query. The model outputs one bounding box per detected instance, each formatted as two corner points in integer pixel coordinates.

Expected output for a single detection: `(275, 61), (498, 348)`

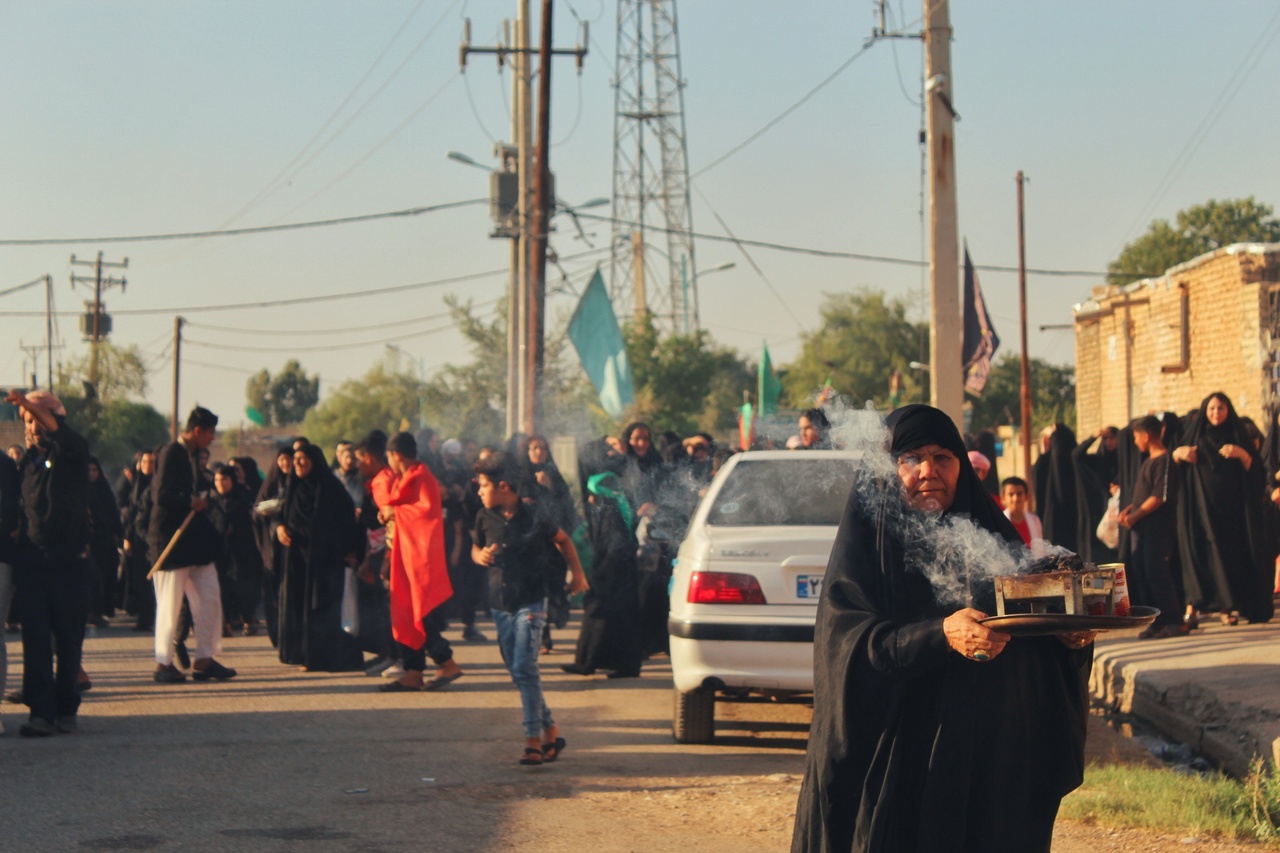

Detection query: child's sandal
(519, 747), (544, 766)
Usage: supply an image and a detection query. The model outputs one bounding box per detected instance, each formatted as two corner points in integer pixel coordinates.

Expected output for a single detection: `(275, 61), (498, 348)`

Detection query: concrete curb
(1089, 623), (1280, 779)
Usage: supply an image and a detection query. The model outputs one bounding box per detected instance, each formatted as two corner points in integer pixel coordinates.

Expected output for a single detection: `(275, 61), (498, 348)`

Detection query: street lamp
(685, 261), (735, 334)
(909, 361), (930, 371)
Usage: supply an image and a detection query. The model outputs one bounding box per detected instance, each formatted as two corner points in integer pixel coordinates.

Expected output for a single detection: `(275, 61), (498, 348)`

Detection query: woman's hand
(637, 502), (658, 519)
(943, 608), (1011, 662)
(276, 526), (292, 547)
(1173, 446), (1197, 464)
(1057, 631), (1097, 650)
(535, 470), (552, 488)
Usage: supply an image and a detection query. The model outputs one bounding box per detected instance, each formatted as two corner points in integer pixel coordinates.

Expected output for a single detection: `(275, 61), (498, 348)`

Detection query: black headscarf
(1040, 424), (1079, 551)
(1174, 392), (1273, 622)
(234, 456), (264, 496)
(1071, 430), (1119, 563)
(283, 443), (333, 539)
(793, 404), (1089, 853)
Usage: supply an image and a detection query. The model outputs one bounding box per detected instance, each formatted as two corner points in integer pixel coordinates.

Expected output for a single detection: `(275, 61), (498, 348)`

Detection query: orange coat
(385, 462), (452, 649)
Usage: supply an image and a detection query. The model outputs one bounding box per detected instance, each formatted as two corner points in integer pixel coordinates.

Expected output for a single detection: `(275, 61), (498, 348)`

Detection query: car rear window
(705, 458), (856, 526)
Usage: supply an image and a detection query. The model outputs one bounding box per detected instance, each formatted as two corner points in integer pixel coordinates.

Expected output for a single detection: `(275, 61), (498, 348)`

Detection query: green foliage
(966, 352), (1077, 434)
(783, 290), (928, 410)
(62, 396), (169, 470)
(622, 313), (754, 437)
(59, 342), (149, 401)
(245, 359), (320, 426)
(1061, 760), (1280, 844)
(300, 363), (426, 453)
(1108, 197), (1280, 286)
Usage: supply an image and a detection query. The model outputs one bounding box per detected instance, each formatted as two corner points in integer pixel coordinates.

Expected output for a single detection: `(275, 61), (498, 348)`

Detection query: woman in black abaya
(562, 441), (641, 679)
(1172, 392), (1274, 625)
(792, 405), (1093, 853)
(275, 443), (364, 672)
(1039, 423), (1079, 551)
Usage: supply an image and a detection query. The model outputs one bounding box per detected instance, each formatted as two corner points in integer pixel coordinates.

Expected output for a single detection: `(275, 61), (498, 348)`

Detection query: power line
(186, 297), (502, 336)
(691, 43), (873, 179)
(0, 277), (48, 299)
(0, 198), (486, 246)
(184, 310), (497, 354)
(213, 0), (438, 230)
(575, 212), (1134, 277)
(0, 246), (609, 319)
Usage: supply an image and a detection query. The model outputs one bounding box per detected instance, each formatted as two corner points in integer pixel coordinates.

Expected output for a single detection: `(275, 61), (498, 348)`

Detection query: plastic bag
(1096, 492), (1120, 550)
(341, 566), (360, 636)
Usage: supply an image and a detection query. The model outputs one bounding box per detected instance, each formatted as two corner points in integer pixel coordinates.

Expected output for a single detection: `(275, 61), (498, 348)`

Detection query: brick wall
(1074, 244), (1280, 433)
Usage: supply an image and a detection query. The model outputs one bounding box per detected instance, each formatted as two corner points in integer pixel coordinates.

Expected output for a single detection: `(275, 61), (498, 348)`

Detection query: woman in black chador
(275, 443), (364, 672)
(562, 440), (641, 679)
(1172, 392), (1274, 625)
(792, 405), (1093, 853)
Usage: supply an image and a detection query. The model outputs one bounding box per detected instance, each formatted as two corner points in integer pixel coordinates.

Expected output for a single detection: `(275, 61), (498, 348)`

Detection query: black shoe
(606, 670), (641, 679)
(55, 715), (78, 734)
(174, 641), (190, 670)
(5, 689), (23, 704)
(19, 718), (56, 737)
(154, 664), (187, 684)
(191, 660), (237, 681)
(560, 663), (594, 675)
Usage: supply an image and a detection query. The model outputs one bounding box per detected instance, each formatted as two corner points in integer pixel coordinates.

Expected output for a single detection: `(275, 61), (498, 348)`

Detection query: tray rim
(979, 605), (1159, 636)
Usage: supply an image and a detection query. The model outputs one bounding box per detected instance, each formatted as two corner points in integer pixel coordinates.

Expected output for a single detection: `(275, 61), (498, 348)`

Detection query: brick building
(1074, 243), (1280, 432)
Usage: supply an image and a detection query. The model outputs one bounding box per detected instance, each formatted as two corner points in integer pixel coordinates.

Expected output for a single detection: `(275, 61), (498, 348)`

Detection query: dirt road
(0, 621), (1264, 851)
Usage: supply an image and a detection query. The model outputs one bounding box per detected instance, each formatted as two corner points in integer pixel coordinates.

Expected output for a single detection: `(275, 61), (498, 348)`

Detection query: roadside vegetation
(1062, 758), (1280, 845)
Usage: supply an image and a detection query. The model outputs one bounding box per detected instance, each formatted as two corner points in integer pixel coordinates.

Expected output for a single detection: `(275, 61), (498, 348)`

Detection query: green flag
(568, 269), (635, 418)
(757, 341), (781, 415)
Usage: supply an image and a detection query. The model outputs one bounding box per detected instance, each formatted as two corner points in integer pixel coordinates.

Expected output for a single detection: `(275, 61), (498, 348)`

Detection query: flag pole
(1016, 171), (1032, 482)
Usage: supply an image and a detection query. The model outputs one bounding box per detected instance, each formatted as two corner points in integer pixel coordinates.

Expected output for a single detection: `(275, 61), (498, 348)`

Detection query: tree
(965, 353), (1076, 435)
(1108, 197), (1280, 286)
(59, 342), (149, 401)
(783, 290), (929, 410)
(245, 360), (320, 426)
(622, 313), (754, 437)
(60, 396), (169, 470)
(300, 363), (428, 452)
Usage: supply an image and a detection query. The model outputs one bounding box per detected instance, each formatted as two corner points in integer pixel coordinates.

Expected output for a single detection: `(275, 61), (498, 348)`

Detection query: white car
(667, 449), (860, 743)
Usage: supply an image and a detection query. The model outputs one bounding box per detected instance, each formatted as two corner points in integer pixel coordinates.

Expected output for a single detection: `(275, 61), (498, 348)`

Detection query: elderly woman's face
(528, 440), (548, 466)
(293, 451), (313, 478)
(1206, 396), (1229, 427)
(897, 444), (960, 513)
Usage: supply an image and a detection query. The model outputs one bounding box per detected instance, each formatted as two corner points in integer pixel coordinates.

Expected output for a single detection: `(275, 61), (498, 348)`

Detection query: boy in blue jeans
(472, 452), (588, 765)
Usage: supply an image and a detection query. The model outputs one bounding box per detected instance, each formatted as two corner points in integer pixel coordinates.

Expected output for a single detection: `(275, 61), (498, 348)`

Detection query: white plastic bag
(341, 566), (360, 636)
(1096, 492), (1120, 550)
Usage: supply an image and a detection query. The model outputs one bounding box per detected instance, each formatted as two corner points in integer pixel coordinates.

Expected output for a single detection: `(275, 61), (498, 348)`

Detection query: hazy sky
(2, 1), (1278, 426)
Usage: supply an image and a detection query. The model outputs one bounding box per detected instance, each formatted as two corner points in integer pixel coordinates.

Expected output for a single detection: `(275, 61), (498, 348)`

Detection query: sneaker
(19, 717), (56, 737)
(363, 656), (393, 676)
(191, 660), (237, 681)
(381, 662), (406, 679)
(154, 664), (187, 684)
(462, 626), (488, 642)
(55, 715), (77, 734)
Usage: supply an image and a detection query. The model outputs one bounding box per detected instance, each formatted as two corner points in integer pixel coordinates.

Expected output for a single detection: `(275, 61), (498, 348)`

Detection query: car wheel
(672, 686), (715, 744)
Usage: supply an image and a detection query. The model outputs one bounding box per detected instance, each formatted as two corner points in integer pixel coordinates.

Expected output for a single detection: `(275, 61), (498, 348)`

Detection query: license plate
(797, 574), (824, 599)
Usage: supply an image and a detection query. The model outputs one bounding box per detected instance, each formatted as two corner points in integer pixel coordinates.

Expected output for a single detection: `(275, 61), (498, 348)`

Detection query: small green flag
(758, 342), (781, 415)
(245, 406), (266, 426)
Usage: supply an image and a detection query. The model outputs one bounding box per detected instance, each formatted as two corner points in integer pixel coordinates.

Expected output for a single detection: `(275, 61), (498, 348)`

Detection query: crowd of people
(989, 391), (1279, 638)
(3, 384), (1277, 772)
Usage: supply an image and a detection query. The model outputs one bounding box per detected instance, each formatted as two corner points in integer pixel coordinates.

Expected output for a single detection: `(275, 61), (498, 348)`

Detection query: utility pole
(18, 343), (41, 388)
(923, 0), (963, 427)
(460, 0), (585, 437)
(171, 316), (184, 441)
(1016, 172), (1032, 481)
(44, 275), (56, 389)
(70, 251), (127, 391)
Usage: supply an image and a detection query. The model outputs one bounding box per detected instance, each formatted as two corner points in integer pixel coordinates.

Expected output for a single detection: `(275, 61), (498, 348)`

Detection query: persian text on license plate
(797, 574), (824, 599)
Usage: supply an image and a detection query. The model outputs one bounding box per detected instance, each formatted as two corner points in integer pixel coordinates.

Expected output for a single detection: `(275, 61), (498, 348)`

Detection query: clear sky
(2, 1), (1277, 427)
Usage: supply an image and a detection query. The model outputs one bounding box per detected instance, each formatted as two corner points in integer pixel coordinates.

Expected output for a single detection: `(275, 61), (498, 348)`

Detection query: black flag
(961, 244), (1000, 395)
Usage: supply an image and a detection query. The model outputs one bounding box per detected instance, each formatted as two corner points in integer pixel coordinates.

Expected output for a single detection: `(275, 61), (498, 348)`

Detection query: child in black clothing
(471, 452), (588, 766)
(1120, 415), (1185, 638)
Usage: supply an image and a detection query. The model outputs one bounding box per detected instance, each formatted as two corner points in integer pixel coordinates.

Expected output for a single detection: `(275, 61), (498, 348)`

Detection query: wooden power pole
(1016, 172), (1033, 480)
(924, 0), (963, 427)
(70, 251), (127, 391)
(171, 316), (184, 441)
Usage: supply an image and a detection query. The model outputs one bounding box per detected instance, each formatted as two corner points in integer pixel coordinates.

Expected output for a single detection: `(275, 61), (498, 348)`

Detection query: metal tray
(979, 606), (1159, 637)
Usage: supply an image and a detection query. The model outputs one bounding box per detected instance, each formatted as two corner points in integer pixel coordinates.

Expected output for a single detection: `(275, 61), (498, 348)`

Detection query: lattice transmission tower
(610, 0), (698, 335)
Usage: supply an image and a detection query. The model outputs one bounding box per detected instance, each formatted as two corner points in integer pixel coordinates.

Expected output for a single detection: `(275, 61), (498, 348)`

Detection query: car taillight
(688, 571), (767, 604)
